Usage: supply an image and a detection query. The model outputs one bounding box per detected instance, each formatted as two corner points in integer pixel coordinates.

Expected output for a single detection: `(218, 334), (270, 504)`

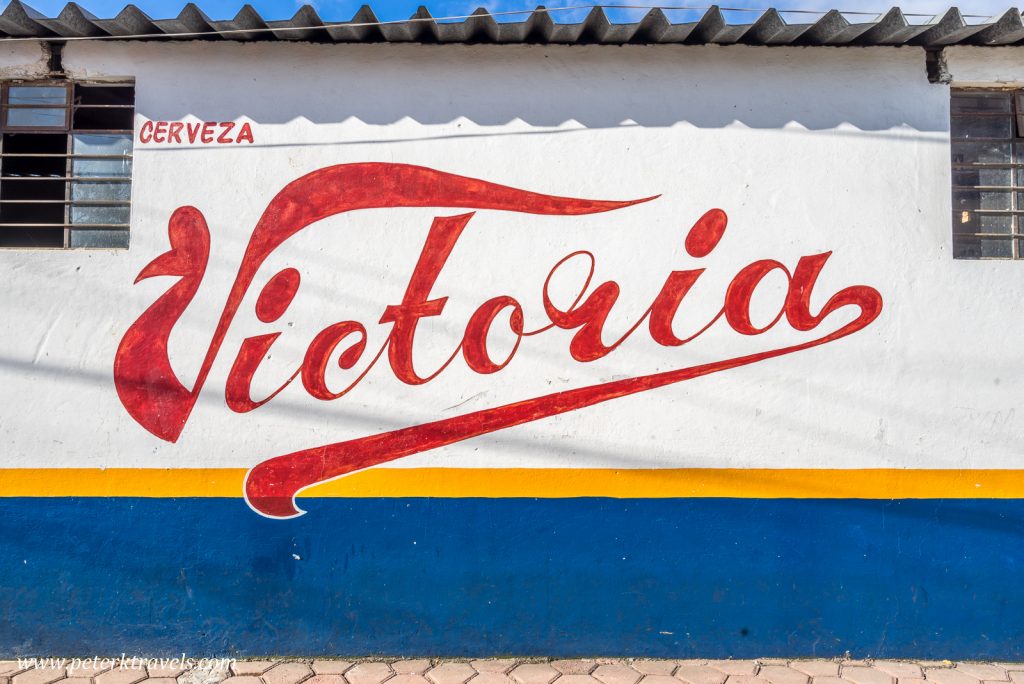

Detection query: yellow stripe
(0, 468), (245, 498)
(1, 467), (1023, 499)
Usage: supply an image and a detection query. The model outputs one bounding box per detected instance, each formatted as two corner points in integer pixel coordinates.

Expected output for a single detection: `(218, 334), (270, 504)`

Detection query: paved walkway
(3, 659), (1024, 684)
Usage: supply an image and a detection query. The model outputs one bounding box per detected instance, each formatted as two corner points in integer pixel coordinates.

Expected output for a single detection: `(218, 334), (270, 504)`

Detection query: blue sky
(0, 0), (1018, 24)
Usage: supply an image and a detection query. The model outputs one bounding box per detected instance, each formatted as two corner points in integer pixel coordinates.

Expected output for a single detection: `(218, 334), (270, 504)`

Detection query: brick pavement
(3, 659), (1024, 684)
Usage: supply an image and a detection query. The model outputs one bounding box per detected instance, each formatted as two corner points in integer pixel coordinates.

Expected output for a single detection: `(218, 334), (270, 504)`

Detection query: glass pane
(952, 168), (1012, 187)
(71, 204), (129, 225)
(953, 189), (1013, 211)
(951, 142), (1011, 164)
(951, 92), (1012, 114)
(8, 86), (67, 106)
(72, 133), (131, 155)
(953, 236), (1014, 259)
(69, 228), (128, 248)
(6, 108), (66, 128)
(951, 116), (1013, 139)
(71, 181), (130, 201)
(952, 211), (1014, 234)
(72, 156), (131, 177)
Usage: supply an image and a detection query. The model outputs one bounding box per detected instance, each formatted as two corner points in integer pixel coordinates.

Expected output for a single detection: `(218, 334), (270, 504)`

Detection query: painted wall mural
(114, 163), (882, 518)
(3, 41), (1024, 658)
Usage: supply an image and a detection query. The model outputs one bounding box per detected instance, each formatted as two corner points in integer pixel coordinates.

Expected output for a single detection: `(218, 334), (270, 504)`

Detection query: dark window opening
(0, 226), (64, 248)
(73, 105), (134, 131)
(75, 84), (134, 107)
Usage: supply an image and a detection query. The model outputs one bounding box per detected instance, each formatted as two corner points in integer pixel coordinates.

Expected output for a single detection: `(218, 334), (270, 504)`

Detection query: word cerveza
(138, 120), (255, 145)
(113, 163), (883, 519)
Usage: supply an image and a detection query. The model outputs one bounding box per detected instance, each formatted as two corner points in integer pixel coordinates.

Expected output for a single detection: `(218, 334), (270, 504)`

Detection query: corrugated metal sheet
(1, 1), (1023, 46)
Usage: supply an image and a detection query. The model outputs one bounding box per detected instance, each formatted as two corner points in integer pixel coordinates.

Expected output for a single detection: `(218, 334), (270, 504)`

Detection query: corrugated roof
(0, 2), (1023, 46)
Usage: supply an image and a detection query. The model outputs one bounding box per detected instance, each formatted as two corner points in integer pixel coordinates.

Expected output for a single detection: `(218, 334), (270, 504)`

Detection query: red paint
(724, 260), (791, 335)
(685, 208), (727, 258)
(255, 268), (300, 323)
(544, 272), (625, 363)
(647, 269), (705, 346)
(462, 296), (524, 374)
(222, 267), (304, 413)
(113, 162), (883, 519)
(114, 206), (209, 440)
(115, 163), (651, 443)
(224, 332), (297, 414)
(153, 121), (168, 143)
(138, 121), (255, 144)
(301, 322), (369, 400)
(237, 123), (254, 144)
(246, 302), (878, 519)
(217, 122), (235, 144)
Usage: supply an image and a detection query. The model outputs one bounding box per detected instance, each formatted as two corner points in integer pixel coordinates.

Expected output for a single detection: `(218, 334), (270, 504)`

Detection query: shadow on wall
(64, 42), (951, 131)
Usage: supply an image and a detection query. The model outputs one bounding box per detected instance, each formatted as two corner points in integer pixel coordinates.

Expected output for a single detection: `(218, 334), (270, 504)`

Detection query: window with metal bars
(951, 88), (1024, 260)
(0, 80), (133, 249)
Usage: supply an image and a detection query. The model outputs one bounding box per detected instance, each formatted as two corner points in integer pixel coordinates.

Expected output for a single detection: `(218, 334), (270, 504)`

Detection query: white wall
(0, 40), (1019, 473)
(946, 46), (1024, 86)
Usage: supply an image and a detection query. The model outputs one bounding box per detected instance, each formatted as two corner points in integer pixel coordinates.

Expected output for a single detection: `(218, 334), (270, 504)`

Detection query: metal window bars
(0, 80), (134, 249)
(951, 88), (1024, 260)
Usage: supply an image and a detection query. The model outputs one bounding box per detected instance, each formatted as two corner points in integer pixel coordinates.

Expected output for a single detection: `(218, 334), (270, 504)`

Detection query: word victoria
(113, 163), (883, 519)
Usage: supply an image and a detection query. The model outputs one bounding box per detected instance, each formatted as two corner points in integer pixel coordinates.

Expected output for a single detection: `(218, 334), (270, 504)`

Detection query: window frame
(1, 82), (72, 131)
(0, 78), (135, 250)
(950, 87), (1024, 260)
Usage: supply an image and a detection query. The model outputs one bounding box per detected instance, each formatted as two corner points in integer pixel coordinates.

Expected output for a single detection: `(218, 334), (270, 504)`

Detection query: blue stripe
(1, 497), (1022, 657)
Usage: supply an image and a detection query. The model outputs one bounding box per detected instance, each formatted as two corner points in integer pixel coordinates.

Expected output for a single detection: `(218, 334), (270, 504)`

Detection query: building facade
(1, 3), (1023, 658)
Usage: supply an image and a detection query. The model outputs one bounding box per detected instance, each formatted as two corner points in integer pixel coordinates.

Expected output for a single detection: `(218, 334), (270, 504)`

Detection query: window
(0, 80), (134, 249)
(950, 89), (1024, 260)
